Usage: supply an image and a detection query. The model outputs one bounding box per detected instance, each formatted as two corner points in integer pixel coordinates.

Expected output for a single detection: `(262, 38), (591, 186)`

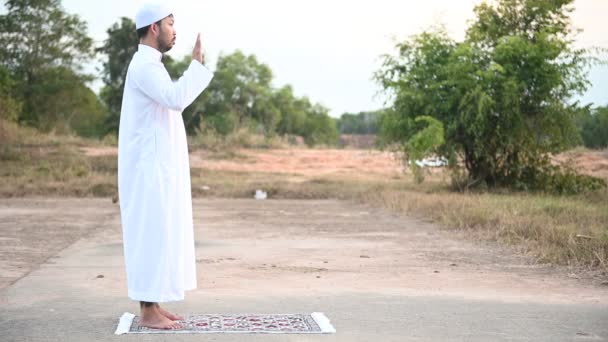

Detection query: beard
(157, 35), (174, 53)
(156, 27), (175, 53)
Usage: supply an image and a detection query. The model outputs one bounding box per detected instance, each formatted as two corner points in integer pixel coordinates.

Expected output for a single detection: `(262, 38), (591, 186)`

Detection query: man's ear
(150, 23), (160, 37)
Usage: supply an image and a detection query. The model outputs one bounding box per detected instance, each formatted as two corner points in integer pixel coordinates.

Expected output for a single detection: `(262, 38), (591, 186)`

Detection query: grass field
(1, 120), (607, 278)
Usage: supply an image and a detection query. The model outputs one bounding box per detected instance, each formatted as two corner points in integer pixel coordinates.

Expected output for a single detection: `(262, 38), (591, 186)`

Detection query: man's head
(135, 3), (176, 53)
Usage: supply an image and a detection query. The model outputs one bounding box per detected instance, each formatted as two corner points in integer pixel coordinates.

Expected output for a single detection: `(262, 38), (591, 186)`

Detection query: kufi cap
(135, 2), (172, 29)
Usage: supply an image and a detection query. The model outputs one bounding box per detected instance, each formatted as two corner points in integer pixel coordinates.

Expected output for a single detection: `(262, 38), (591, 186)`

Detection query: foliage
(161, 50), (338, 146)
(577, 106), (608, 149)
(0, 65), (21, 123)
(302, 104), (339, 146)
(404, 116), (445, 183)
(97, 17), (138, 135)
(0, 0), (97, 132)
(273, 86), (310, 137)
(337, 110), (382, 134)
(376, 0), (604, 193)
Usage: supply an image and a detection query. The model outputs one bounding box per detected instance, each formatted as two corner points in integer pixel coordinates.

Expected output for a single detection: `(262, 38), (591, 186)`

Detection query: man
(117, 2), (213, 330)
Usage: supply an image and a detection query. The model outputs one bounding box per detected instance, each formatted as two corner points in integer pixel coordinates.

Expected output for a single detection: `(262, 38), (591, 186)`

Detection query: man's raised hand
(192, 33), (204, 64)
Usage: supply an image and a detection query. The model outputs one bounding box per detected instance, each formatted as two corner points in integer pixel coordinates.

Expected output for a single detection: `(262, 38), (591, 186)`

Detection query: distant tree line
(0, 0), (339, 146)
(336, 110), (383, 135)
(0, 0), (604, 158)
(577, 106), (608, 149)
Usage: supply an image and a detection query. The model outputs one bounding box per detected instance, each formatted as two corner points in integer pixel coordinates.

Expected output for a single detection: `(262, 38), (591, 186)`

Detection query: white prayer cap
(135, 2), (172, 29)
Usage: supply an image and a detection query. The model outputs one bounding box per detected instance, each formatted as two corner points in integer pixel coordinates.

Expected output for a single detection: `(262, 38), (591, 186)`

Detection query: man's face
(156, 15), (176, 53)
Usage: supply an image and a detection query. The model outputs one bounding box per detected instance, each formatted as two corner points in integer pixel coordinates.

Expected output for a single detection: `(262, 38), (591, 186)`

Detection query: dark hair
(137, 19), (163, 40)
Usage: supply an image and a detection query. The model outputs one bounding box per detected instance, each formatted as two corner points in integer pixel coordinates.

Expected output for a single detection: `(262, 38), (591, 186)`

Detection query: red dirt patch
(190, 149), (403, 177)
(78, 146), (608, 181)
(553, 149), (608, 180)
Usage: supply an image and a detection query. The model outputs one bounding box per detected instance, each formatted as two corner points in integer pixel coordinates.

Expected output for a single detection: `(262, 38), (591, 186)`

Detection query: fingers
(195, 33), (201, 48)
(192, 33), (204, 63)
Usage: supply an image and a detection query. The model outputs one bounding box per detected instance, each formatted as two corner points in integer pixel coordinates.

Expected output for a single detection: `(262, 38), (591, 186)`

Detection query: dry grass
(1, 120), (115, 197)
(1, 120), (607, 276)
(360, 182), (608, 272)
(188, 127), (292, 151)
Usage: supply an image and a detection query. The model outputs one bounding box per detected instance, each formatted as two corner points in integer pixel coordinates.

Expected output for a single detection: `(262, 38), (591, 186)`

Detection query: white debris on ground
(412, 157), (448, 167)
(254, 190), (268, 200)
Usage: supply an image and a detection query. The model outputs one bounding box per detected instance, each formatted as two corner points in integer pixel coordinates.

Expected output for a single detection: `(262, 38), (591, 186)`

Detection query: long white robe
(118, 44), (213, 302)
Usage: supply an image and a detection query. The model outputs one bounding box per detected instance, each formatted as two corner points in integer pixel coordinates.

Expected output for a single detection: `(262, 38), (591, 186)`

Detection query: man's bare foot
(156, 303), (184, 321)
(139, 305), (183, 330)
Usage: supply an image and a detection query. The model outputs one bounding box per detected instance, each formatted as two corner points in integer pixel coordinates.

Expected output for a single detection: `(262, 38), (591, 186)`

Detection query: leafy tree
(0, 65), (21, 123)
(376, 0), (604, 192)
(202, 51), (273, 133)
(578, 106), (608, 149)
(274, 85), (307, 136)
(337, 110), (382, 134)
(0, 0), (95, 129)
(164, 51), (275, 135)
(162, 50), (339, 145)
(404, 116), (445, 183)
(302, 104), (339, 146)
(29, 67), (104, 135)
(97, 17), (138, 135)
(252, 91), (281, 136)
(0, 65), (21, 141)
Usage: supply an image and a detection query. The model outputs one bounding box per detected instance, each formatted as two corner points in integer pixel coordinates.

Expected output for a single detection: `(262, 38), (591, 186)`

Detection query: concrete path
(1, 198), (607, 341)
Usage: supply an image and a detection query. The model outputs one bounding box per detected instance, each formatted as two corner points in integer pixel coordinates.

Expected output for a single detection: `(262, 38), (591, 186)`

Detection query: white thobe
(118, 44), (213, 302)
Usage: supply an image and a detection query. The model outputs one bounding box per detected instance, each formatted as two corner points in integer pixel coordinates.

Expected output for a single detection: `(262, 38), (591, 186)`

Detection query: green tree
(209, 51), (273, 129)
(578, 106), (608, 149)
(376, 0), (603, 192)
(0, 0), (95, 130)
(302, 104), (339, 146)
(274, 86), (309, 136)
(164, 51), (275, 135)
(163, 50), (339, 145)
(29, 67), (104, 135)
(0, 65), (22, 141)
(404, 116), (445, 183)
(252, 91), (281, 136)
(0, 65), (21, 123)
(97, 17), (138, 135)
(338, 110), (382, 134)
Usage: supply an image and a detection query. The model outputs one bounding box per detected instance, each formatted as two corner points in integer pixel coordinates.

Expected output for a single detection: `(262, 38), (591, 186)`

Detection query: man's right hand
(192, 33), (204, 64)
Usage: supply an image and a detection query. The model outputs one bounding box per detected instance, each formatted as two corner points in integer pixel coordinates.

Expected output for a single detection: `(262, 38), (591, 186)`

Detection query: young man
(117, 2), (213, 330)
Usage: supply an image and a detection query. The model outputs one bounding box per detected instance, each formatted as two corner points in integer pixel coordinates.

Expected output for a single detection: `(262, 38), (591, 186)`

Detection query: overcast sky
(4, 0), (607, 116)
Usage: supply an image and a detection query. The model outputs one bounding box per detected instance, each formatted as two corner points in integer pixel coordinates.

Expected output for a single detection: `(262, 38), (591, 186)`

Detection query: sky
(3, 0), (608, 117)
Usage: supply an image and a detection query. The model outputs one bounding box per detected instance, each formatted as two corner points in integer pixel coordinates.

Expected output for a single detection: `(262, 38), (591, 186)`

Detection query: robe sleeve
(132, 59), (214, 112)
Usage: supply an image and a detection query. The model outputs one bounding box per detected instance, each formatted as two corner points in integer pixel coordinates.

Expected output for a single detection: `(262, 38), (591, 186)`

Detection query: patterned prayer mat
(114, 312), (336, 334)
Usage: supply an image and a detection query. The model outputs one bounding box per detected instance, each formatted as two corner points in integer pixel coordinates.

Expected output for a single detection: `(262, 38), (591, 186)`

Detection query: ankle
(140, 303), (158, 315)
(140, 301), (157, 309)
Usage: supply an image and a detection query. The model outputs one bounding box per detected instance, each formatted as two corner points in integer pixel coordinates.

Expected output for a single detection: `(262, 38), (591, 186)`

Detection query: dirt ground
(2, 198), (607, 341)
(80, 146), (608, 181)
(81, 146), (405, 178)
(3, 147), (605, 298)
(1, 197), (606, 305)
(553, 149), (608, 180)
(191, 148), (404, 178)
(0, 198), (117, 289)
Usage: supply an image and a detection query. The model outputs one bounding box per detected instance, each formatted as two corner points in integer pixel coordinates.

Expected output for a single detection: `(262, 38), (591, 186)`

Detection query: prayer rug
(114, 312), (336, 335)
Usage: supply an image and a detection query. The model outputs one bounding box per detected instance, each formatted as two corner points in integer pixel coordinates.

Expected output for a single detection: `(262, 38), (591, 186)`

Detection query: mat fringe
(114, 312), (135, 335)
(311, 312), (336, 333)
